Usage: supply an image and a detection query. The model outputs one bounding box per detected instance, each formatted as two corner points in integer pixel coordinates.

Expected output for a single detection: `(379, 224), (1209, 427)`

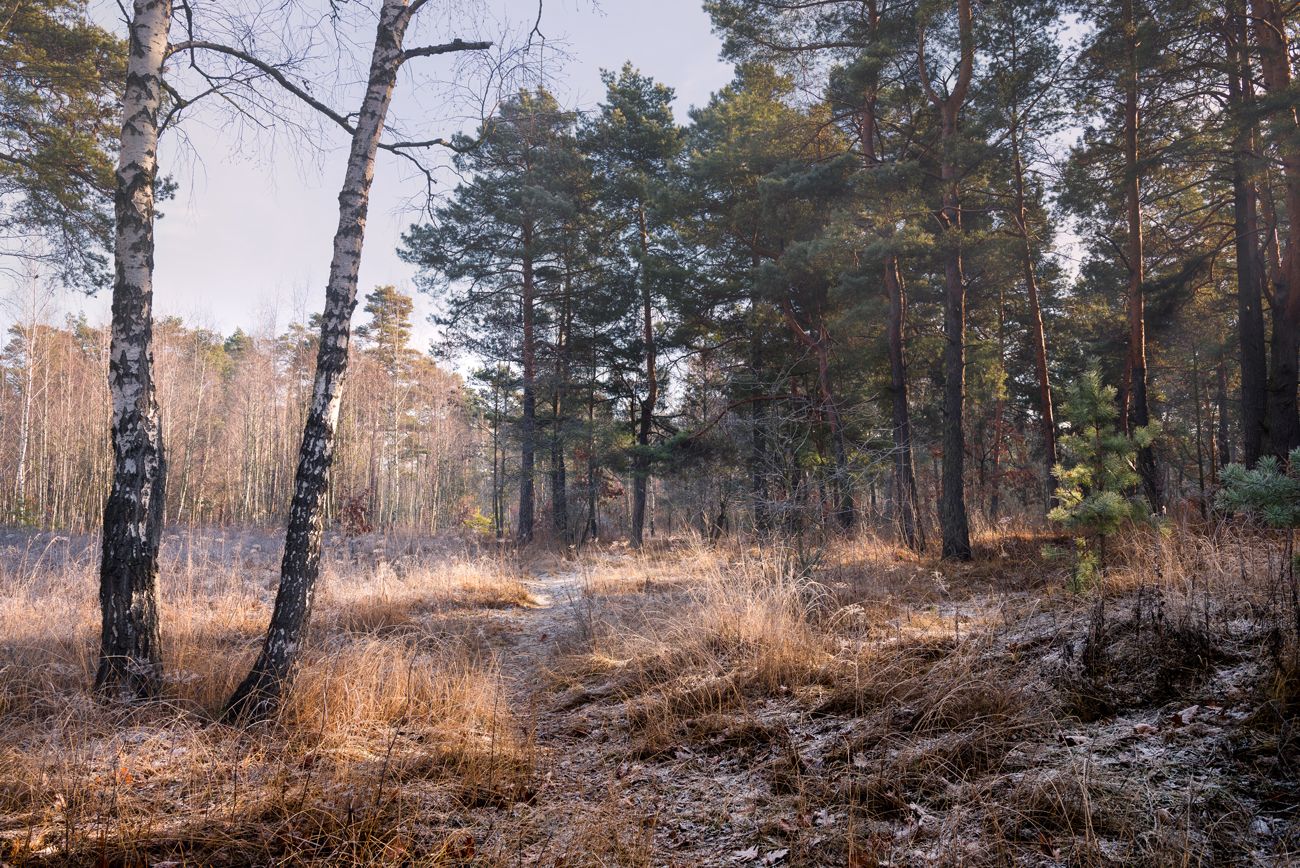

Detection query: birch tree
(95, 0), (171, 698)
(223, 0), (491, 719)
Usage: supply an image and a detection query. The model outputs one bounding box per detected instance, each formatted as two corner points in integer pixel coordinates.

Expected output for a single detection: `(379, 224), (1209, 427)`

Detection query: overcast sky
(44, 0), (733, 344)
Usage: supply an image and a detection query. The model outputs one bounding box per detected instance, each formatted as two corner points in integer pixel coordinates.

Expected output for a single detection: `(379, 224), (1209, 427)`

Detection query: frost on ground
(0, 527), (1296, 865)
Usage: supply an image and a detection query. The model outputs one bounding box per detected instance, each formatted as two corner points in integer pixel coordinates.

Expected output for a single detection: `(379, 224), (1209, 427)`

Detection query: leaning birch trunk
(225, 0), (414, 720)
(95, 0), (171, 698)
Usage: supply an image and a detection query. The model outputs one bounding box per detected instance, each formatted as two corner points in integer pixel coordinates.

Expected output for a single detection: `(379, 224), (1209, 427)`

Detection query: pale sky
(47, 1), (733, 346)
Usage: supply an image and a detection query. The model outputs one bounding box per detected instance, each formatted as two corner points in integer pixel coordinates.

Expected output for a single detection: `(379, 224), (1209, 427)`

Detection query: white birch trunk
(96, 0), (170, 697)
(225, 0), (415, 719)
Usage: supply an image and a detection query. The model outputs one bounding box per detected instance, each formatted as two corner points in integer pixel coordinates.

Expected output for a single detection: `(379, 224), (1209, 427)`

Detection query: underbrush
(0, 531), (536, 865)
(550, 525), (1299, 864)
(1, 523), (1296, 865)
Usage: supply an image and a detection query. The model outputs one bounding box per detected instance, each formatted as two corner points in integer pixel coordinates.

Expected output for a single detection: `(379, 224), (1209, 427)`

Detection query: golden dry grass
(0, 532), (537, 865)
(0, 524), (1295, 865)
(542, 527), (1297, 865)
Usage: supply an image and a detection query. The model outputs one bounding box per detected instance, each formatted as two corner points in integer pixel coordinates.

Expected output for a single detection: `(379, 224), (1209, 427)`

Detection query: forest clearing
(6, 0), (1300, 864)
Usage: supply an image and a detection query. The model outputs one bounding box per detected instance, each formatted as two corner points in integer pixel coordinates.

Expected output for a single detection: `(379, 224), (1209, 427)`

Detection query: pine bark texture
(1229, 0), (1268, 467)
(1123, 0), (1162, 512)
(96, 0), (171, 699)
(1252, 0), (1300, 460)
(920, 0), (974, 560)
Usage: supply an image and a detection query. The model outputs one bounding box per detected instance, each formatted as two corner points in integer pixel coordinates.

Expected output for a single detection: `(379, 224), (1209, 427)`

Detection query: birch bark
(225, 0), (489, 718)
(96, 0), (171, 698)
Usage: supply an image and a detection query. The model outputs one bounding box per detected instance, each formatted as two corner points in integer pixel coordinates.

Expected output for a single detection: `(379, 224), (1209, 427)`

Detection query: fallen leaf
(1133, 723), (1158, 736)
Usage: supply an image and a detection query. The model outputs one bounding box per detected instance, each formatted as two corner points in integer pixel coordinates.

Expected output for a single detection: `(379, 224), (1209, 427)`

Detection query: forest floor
(0, 525), (1297, 865)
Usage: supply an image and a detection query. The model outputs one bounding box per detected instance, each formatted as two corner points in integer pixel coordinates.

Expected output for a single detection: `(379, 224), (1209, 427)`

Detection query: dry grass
(0, 530), (536, 865)
(544, 527), (1298, 865)
(1, 523), (1297, 865)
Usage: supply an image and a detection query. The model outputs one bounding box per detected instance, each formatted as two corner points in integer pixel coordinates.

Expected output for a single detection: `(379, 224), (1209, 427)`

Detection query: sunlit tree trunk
(96, 0), (171, 699)
(226, 0), (417, 719)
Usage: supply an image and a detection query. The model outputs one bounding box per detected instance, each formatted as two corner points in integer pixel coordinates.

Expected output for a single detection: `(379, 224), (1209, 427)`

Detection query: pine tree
(1049, 370), (1150, 574)
(0, 0), (123, 288)
(401, 88), (582, 544)
(582, 65), (683, 547)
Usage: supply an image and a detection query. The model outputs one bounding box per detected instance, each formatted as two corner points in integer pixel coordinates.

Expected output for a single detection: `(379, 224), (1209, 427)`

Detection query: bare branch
(402, 39), (493, 61)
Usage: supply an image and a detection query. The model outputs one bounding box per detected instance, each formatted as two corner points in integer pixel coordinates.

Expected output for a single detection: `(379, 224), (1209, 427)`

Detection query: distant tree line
(0, 288), (478, 530)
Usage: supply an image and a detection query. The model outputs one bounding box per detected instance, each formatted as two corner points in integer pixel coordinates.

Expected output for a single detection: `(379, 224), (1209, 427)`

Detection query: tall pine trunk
(920, 0), (974, 560)
(1229, 0), (1268, 466)
(225, 0), (414, 720)
(1252, 0), (1300, 459)
(96, 0), (171, 699)
(1123, 0), (1162, 512)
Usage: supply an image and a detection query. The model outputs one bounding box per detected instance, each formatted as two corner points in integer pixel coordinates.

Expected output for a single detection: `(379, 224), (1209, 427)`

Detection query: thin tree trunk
(96, 0), (171, 699)
(780, 301), (853, 530)
(988, 282), (1008, 520)
(551, 269), (573, 541)
(631, 206), (656, 547)
(1123, 0), (1162, 512)
(1193, 349), (1207, 516)
(749, 306), (772, 535)
(1216, 351), (1232, 472)
(1229, 0), (1268, 466)
(860, 13), (922, 551)
(919, 0), (974, 559)
(519, 225), (537, 544)
(15, 320), (34, 516)
(885, 257), (923, 550)
(1010, 107), (1057, 503)
(225, 0), (416, 719)
(492, 377), (503, 538)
